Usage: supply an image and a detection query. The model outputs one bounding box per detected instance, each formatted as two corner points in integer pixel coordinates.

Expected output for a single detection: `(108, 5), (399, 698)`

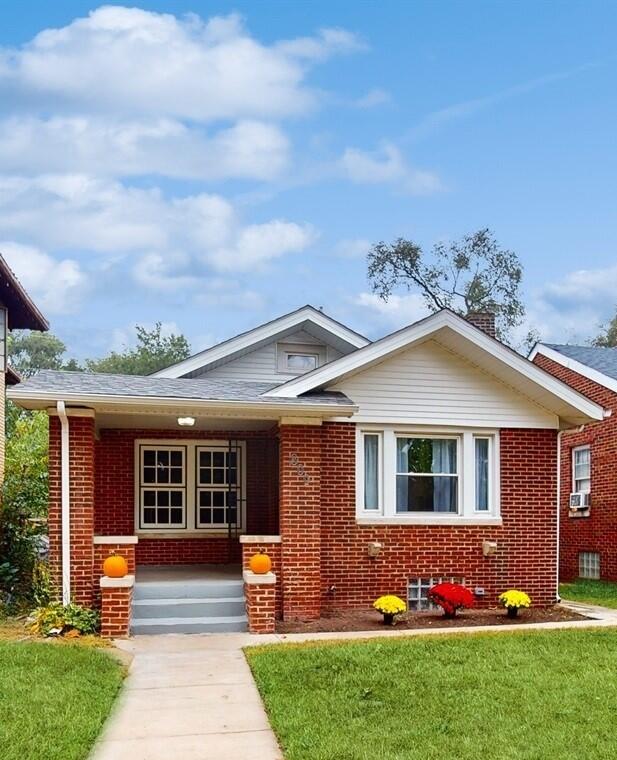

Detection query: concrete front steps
(131, 576), (248, 635)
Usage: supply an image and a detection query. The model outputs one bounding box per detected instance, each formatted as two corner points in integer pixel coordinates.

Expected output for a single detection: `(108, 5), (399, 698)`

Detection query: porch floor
(135, 564), (242, 584)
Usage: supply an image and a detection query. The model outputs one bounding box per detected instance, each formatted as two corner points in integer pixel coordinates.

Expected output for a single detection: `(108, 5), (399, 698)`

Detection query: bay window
(136, 440), (246, 533)
(357, 428), (499, 522)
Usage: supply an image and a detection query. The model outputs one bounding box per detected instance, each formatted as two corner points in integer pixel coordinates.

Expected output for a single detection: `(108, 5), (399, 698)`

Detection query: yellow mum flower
(498, 589), (531, 609)
(373, 595), (407, 615)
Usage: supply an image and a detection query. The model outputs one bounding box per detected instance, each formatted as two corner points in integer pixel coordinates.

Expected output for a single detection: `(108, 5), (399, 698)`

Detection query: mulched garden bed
(276, 605), (587, 634)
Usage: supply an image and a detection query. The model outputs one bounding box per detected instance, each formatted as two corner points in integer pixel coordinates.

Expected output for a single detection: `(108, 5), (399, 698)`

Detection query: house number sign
(289, 453), (312, 484)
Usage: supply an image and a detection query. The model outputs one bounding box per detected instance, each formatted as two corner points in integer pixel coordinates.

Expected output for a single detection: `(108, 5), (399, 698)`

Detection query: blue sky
(0, 1), (616, 359)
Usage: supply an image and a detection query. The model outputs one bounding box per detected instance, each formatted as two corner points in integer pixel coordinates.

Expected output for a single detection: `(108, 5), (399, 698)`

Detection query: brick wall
(93, 542), (136, 608)
(244, 576), (276, 634)
(100, 581), (133, 638)
(317, 422), (558, 613)
(533, 354), (617, 581)
(241, 541), (282, 618)
(94, 427), (278, 565)
(48, 414), (96, 606)
(279, 424), (322, 620)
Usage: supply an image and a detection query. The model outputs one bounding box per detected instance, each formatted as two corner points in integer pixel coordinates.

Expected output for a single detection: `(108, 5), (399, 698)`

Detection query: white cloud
(520, 264), (617, 345)
(0, 7), (361, 121)
(339, 142), (442, 194)
(0, 117), (290, 181)
(0, 241), (87, 314)
(353, 292), (429, 329)
(0, 174), (315, 282)
(353, 88), (391, 108)
(205, 219), (316, 272)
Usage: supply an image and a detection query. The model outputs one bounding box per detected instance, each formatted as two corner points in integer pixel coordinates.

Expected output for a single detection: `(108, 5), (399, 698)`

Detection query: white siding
(331, 339), (558, 428)
(192, 330), (345, 383)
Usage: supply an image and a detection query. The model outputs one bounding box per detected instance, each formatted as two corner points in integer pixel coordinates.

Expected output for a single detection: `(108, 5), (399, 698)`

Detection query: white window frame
(356, 426), (500, 525)
(276, 342), (327, 375)
(572, 445), (591, 494)
(138, 444), (188, 530)
(356, 431), (383, 511)
(135, 439), (247, 536)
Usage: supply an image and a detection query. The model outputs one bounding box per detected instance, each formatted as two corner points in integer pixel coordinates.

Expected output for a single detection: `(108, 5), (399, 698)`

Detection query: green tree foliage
(592, 311), (617, 347)
(367, 228), (525, 342)
(8, 332), (81, 378)
(85, 322), (190, 375)
(1, 409), (49, 604)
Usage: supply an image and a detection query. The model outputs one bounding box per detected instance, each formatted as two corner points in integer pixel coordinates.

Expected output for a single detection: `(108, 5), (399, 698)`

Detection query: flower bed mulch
(276, 605), (587, 634)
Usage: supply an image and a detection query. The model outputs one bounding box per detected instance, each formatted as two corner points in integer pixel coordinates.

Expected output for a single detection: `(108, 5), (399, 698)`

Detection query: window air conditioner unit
(569, 492), (590, 509)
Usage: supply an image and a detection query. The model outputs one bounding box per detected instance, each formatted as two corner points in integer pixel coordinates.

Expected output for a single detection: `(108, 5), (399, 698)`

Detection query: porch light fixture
(177, 416), (196, 427)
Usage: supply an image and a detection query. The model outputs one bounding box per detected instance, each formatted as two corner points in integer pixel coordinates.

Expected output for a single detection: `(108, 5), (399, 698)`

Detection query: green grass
(247, 629), (617, 760)
(0, 640), (125, 760)
(560, 579), (617, 609)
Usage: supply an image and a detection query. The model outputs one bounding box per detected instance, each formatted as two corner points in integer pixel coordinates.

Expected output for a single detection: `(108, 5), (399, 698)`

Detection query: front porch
(46, 405), (323, 634)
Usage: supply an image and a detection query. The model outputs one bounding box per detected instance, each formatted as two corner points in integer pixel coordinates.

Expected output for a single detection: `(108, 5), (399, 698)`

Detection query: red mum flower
(428, 582), (475, 618)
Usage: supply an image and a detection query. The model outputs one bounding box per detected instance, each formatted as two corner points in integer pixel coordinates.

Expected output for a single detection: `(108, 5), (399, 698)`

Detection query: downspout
(556, 430), (563, 603)
(57, 401), (71, 606)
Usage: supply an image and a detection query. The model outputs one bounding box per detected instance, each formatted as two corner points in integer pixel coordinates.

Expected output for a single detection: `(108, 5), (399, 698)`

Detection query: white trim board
(151, 305), (369, 379)
(530, 343), (617, 396)
(265, 310), (604, 427)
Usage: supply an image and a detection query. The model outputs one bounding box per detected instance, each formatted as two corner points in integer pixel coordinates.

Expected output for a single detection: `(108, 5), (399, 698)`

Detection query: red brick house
(10, 306), (603, 635)
(531, 343), (616, 582)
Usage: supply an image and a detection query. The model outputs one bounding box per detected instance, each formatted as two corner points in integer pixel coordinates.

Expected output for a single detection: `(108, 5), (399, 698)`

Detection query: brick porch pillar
(278, 421), (322, 621)
(49, 410), (96, 606)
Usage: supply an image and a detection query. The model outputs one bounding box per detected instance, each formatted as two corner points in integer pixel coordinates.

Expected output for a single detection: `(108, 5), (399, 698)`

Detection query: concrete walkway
(91, 603), (617, 760)
(91, 633), (283, 760)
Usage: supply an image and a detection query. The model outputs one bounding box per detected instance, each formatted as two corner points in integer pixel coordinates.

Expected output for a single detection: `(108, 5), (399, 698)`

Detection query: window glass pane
(363, 434), (379, 510)
(396, 475), (458, 512)
(397, 438), (457, 474)
(475, 438), (489, 511)
(287, 353), (317, 370)
(574, 447), (591, 492)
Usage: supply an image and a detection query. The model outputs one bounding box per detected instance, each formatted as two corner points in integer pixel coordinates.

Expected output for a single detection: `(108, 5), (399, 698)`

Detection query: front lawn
(0, 640), (124, 760)
(560, 578), (617, 609)
(247, 629), (617, 760)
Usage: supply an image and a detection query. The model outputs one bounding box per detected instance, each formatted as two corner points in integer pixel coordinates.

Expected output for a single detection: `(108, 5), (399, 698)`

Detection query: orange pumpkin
(103, 552), (128, 578)
(249, 551), (272, 574)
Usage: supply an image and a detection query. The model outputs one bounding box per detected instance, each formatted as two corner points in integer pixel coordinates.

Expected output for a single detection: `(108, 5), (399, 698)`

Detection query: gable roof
(152, 305), (369, 379)
(0, 253), (48, 331)
(264, 309), (604, 427)
(530, 343), (617, 394)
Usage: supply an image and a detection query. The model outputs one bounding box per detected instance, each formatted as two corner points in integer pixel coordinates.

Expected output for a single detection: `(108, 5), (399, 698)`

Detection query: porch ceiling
(93, 408), (278, 431)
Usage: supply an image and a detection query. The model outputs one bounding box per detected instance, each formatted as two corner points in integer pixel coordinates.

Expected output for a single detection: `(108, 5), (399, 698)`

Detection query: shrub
(29, 603), (100, 637)
(428, 582), (475, 618)
(0, 405), (49, 606)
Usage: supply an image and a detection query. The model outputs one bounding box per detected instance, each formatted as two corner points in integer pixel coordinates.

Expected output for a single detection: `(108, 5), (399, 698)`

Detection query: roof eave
(0, 255), (49, 332)
(6, 387), (357, 418)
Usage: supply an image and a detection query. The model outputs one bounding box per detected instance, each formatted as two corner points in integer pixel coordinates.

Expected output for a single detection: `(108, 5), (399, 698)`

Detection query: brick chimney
(466, 312), (496, 338)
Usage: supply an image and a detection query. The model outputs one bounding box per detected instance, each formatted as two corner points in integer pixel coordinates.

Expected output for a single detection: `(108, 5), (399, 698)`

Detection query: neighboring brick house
(10, 306), (603, 634)
(531, 343), (617, 582)
(0, 254), (48, 480)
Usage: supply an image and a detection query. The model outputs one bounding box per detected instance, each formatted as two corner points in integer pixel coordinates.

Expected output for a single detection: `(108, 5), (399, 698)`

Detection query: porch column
(49, 409), (96, 606)
(278, 420), (322, 621)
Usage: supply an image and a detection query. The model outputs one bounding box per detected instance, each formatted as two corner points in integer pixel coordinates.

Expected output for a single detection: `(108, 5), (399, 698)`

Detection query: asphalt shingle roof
(14, 369), (354, 407)
(545, 344), (617, 382)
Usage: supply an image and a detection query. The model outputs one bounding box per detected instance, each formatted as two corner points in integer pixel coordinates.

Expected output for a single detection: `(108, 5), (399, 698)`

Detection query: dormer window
(277, 342), (326, 375)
